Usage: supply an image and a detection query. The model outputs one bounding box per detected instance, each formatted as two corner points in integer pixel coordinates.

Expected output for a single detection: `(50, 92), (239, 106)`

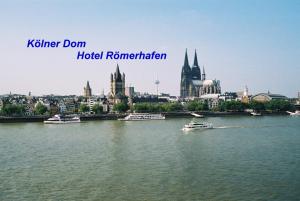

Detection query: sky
(0, 0), (299, 97)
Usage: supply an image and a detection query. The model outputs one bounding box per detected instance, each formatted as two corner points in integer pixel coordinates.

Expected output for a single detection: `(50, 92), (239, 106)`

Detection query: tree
(249, 101), (265, 111)
(220, 100), (246, 112)
(2, 104), (26, 116)
(133, 103), (150, 112)
(113, 102), (129, 113)
(186, 101), (206, 111)
(265, 100), (294, 111)
(133, 102), (184, 113)
(34, 102), (48, 115)
(79, 103), (90, 113)
(166, 102), (183, 112)
(92, 104), (103, 114)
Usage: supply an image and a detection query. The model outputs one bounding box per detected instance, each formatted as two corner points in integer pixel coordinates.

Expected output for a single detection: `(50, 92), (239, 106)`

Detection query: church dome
(203, 79), (214, 86)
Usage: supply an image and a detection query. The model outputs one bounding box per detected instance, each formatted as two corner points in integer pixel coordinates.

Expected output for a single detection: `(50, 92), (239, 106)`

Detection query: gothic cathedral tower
(180, 49), (202, 98)
(180, 49), (191, 98)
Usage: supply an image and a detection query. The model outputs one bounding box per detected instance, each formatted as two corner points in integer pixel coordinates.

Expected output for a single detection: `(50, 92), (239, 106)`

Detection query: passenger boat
(182, 121), (213, 131)
(44, 114), (81, 124)
(287, 110), (300, 116)
(118, 113), (165, 121)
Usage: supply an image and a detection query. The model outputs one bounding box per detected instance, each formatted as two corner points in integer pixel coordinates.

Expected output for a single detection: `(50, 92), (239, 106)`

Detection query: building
(251, 92), (288, 103)
(180, 49), (221, 98)
(109, 64), (126, 103)
(125, 86), (135, 97)
(241, 86), (250, 103)
(58, 100), (67, 113)
(83, 81), (92, 97)
(199, 94), (220, 109)
(219, 92), (238, 101)
(180, 49), (201, 97)
(64, 98), (76, 113)
(201, 79), (221, 96)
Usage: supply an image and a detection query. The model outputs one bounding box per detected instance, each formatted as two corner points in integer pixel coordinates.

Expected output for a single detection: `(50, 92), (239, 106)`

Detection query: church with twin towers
(180, 49), (221, 98)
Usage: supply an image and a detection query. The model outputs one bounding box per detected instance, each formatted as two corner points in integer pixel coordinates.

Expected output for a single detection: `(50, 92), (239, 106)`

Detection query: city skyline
(0, 0), (299, 97)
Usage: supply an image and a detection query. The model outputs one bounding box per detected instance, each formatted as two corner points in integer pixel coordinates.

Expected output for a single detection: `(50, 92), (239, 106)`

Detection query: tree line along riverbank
(0, 99), (295, 123)
(0, 111), (290, 123)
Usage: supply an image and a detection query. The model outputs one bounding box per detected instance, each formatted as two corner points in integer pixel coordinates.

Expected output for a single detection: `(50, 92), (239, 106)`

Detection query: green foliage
(249, 101), (265, 111)
(134, 103), (159, 112)
(202, 101), (209, 110)
(34, 102), (48, 115)
(218, 99), (293, 112)
(2, 104), (26, 116)
(79, 104), (90, 113)
(217, 101), (226, 112)
(165, 102), (183, 112)
(265, 100), (294, 111)
(218, 101), (247, 112)
(186, 101), (206, 111)
(113, 102), (129, 113)
(92, 104), (103, 114)
(133, 102), (183, 113)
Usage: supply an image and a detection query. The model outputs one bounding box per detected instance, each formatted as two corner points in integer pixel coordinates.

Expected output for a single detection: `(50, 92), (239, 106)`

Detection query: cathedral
(180, 49), (221, 98)
(109, 64), (126, 103)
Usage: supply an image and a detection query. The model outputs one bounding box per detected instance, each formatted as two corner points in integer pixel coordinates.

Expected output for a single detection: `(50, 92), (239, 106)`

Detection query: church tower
(84, 81), (92, 97)
(190, 50), (202, 96)
(180, 49), (191, 98)
(191, 50), (201, 80)
(110, 64), (126, 103)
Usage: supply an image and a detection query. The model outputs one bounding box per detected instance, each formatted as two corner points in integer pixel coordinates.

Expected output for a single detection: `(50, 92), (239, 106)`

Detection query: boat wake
(214, 126), (245, 129)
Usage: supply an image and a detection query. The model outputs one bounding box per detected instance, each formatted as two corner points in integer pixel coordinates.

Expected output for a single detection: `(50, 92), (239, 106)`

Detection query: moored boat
(250, 111), (262, 116)
(286, 110), (300, 116)
(190, 112), (204, 118)
(44, 114), (81, 124)
(118, 113), (165, 121)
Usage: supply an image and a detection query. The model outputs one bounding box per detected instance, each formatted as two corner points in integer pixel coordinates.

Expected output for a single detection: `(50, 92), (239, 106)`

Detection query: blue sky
(0, 0), (299, 97)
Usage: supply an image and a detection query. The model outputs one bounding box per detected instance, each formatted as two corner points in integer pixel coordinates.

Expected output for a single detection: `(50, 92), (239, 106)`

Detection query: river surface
(0, 116), (299, 201)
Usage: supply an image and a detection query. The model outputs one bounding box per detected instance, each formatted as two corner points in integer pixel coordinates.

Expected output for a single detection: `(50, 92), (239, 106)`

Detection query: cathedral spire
(193, 49), (199, 67)
(184, 48), (189, 67)
(202, 65), (206, 80)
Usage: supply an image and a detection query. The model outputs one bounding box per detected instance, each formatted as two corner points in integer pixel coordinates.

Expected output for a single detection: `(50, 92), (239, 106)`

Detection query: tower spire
(184, 48), (189, 67)
(115, 63), (122, 81)
(193, 49), (199, 67)
(116, 63), (120, 74)
(202, 65), (206, 80)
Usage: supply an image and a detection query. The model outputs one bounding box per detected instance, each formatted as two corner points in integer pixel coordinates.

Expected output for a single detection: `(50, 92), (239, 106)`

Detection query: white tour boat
(182, 121), (213, 131)
(44, 114), (81, 124)
(118, 113), (165, 121)
(286, 110), (300, 116)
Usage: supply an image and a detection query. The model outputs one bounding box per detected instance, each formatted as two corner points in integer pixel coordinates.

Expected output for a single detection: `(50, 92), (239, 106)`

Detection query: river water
(0, 116), (299, 201)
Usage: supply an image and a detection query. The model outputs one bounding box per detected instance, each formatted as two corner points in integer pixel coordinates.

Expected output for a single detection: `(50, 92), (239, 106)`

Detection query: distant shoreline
(0, 111), (290, 123)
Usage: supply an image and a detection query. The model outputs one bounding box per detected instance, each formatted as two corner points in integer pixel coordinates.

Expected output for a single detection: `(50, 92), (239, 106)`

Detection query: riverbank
(0, 111), (290, 123)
